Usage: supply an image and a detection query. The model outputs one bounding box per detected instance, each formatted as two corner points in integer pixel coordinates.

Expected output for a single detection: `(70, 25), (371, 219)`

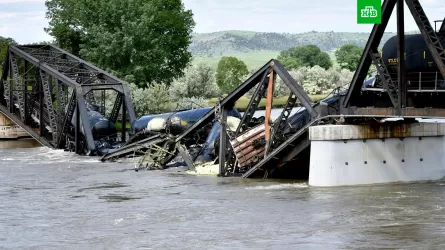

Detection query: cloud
(0, 0), (44, 3)
(0, 11), (51, 43)
(183, 0), (444, 34)
(0, 12), (17, 19)
(0, 0), (443, 44)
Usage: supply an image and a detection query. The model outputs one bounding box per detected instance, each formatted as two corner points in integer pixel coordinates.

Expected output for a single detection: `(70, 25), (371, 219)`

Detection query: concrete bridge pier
(308, 123), (445, 187)
(0, 112), (30, 139)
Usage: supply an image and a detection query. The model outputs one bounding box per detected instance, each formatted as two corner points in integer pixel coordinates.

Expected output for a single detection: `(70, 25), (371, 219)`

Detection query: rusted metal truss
(174, 60), (318, 177)
(101, 1), (445, 179)
(100, 59), (320, 177)
(340, 107), (445, 118)
(0, 45), (135, 155)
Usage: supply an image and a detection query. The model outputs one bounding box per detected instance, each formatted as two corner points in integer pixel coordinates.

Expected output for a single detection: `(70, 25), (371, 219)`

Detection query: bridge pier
(0, 112), (29, 139)
(308, 123), (445, 186)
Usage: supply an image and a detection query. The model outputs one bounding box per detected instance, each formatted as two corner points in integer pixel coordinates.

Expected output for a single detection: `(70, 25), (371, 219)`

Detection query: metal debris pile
(101, 60), (343, 178)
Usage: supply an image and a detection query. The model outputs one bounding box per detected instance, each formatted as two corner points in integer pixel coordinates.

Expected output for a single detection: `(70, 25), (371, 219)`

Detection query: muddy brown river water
(1, 140), (445, 249)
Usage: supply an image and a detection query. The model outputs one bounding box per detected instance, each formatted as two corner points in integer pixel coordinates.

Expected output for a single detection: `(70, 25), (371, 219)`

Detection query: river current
(1, 141), (445, 249)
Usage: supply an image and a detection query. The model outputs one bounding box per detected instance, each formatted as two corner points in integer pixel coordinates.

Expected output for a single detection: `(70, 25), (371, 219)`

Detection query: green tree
(277, 45), (332, 70)
(44, 0), (82, 55)
(29, 41), (56, 46)
(169, 63), (219, 100)
(0, 37), (17, 66)
(216, 57), (249, 94)
(335, 44), (363, 71)
(45, 0), (195, 86)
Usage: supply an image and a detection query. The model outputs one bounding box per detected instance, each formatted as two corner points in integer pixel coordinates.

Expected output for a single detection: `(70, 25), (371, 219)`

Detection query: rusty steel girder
(340, 107), (445, 118)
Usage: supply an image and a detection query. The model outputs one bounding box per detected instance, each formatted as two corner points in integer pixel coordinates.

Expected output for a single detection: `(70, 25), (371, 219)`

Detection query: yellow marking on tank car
(388, 58), (398, 64)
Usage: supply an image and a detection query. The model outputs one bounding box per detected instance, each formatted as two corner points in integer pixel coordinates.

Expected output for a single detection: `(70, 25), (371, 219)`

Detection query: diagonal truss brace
(267, 92), (299, 152)
(343, 0), (397, 107)
(39, 70), (58, 140)
(1, 53), (10, 110)
(369, 51), (398, 107)
(235, 70), (269, 135)
(10, 53), (26, 121)
(405, 0), (445, 80)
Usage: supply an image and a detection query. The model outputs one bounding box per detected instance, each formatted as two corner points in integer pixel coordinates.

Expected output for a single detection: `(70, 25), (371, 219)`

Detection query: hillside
(190, 30), (397, 69)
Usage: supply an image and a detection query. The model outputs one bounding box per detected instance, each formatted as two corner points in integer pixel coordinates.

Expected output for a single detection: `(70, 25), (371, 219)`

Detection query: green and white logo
(357, 0), (382, 24)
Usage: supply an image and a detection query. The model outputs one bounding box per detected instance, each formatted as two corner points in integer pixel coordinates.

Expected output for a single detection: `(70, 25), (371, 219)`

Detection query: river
(1, 140), (445, 249)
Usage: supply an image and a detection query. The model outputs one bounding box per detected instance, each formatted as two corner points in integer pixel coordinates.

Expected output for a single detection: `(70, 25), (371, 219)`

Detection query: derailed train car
(129, 107), (241, 136)
(100, 58), (338, 176)
(66, 103), (120, 155)
(101, 107), (243, 162)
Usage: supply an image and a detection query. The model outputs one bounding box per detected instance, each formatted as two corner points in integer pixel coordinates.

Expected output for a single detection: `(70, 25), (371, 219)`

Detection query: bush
(129, 83), (172, 116)
(174, 97), (209, 110)
(169, 63), (219, 100)
(291, 66), (338, 95)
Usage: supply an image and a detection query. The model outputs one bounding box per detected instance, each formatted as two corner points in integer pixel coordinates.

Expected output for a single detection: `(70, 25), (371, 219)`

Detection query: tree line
(0, 0), (369, 116)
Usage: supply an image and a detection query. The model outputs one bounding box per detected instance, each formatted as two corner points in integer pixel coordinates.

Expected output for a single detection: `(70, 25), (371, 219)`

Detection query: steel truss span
(101, 59), (328, 178)
(343, 0), (445, 110)
(0, 45), (136, 155)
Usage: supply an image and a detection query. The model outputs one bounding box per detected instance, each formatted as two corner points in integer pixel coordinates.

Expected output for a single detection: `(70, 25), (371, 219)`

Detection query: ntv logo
(361, 6), (378, 18)
(357, 0), (381, 24)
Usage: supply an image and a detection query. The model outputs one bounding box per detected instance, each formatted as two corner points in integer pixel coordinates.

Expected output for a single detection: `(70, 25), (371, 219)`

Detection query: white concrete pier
(308, 123), (445, 187)
(0, 112), (29, 139)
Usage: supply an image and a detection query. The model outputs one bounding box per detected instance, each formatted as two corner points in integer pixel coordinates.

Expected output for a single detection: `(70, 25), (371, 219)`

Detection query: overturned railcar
(101, 107), (242, 163)
(66, 103), (121, 155)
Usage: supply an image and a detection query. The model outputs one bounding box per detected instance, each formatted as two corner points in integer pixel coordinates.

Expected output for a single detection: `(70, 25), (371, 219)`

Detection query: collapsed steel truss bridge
(1, 0), (445, 179)
(100, 0), (445, 178)
(0, 45), (135, 155)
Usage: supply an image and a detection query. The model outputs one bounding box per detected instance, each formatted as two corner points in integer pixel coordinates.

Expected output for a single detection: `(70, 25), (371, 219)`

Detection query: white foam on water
(19, 147), (101, 164)
(246, 183), (309, 190)
(114, 218), (124, 225)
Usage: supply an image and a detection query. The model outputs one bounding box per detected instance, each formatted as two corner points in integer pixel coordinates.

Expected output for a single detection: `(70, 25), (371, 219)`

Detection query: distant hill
(190, 30), (397, 69)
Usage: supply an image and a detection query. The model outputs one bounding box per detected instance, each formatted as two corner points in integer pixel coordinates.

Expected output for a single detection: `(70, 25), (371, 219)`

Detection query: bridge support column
(308, 123), (445, 186)
(0, 112), (30, 139)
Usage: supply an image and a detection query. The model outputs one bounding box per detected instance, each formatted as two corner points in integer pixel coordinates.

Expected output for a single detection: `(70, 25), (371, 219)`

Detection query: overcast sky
(0, 0), (444, 44)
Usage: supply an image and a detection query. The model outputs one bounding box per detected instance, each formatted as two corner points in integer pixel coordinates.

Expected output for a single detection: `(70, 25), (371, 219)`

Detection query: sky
(0, 0), (444, 44)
